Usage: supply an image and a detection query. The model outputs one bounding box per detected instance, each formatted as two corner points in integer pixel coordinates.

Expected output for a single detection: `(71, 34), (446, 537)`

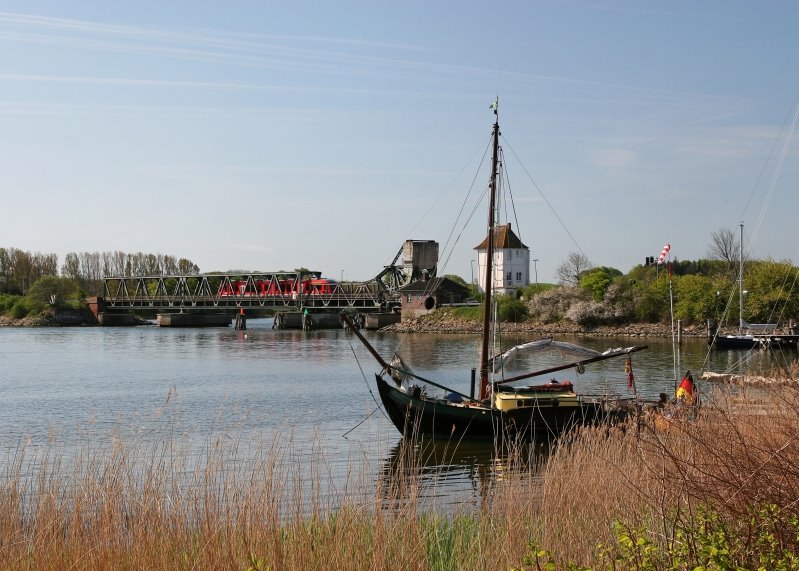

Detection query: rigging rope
(343, 334), (390, 437)
(502, 135), (589, 258)
(702, 99), (799, 375)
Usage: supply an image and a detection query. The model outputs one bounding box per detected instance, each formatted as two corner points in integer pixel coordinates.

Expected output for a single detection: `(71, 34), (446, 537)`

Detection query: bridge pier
(234, 308), (246, 330)
(156, 313), (232, 327)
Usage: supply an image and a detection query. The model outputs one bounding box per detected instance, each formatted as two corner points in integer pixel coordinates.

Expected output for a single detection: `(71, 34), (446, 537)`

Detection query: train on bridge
(216, 276), (338, 298)
(89, 240), (441, 328)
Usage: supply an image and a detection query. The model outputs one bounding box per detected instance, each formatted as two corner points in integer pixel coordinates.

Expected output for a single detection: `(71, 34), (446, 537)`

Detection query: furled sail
(388, 352), (414, 387)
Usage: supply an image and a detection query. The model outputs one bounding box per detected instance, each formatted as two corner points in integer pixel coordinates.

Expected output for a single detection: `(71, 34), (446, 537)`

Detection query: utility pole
(470, 260), (476, 295)
(532, 258), (539, 287)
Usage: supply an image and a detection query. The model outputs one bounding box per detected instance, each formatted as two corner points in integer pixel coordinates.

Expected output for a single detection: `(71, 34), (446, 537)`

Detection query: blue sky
(1, 1), (798, 282)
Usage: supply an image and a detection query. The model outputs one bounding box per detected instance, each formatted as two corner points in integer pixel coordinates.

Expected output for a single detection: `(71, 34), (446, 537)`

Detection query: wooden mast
(479, 102), (500, 400)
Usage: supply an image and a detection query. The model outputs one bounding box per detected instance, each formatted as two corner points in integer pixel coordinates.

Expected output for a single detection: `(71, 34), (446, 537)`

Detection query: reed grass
(536, 383), (799, 568)
(1, 384), (798, 569)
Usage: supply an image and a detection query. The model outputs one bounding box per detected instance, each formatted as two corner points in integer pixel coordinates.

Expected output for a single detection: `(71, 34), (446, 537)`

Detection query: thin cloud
(589, 148), (637, 168)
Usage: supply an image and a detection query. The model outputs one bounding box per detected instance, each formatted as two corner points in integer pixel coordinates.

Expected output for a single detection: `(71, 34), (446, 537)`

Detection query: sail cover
(492, 338), (601, 373)
(388, 352), (414, 387)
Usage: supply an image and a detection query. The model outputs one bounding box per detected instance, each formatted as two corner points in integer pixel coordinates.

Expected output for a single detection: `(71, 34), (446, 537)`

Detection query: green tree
(26, 276), (84, 310)
(743, 259), (799, 323)
(579, 266), (622, 301)
(673, 274), (715, 323)
(633, 275), (670, 322)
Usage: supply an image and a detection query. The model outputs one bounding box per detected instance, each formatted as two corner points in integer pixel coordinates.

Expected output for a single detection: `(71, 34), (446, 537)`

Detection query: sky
(1, 1), (798, 283)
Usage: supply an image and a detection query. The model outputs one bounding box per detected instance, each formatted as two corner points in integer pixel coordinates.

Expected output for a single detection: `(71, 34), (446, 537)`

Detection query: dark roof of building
(473, 223), (528, 250)
(398, 276), (470, 295)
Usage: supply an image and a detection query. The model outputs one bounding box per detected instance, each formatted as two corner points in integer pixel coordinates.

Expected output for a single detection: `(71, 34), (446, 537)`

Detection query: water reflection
(377, 437), (547, 512)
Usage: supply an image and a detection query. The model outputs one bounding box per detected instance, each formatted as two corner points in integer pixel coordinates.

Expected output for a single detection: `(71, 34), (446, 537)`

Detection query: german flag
(676, 371), (695, 404)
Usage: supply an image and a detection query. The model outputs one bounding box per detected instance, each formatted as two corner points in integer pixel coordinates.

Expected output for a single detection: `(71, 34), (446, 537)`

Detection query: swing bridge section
(96, 271), (400, 313)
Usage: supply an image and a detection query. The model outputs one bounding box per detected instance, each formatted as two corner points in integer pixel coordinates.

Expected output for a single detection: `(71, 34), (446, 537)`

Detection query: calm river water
(1, 318), (791, 511)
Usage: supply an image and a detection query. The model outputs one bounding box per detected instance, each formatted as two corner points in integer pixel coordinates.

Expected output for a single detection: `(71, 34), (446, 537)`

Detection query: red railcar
(217, 277), (337, 297)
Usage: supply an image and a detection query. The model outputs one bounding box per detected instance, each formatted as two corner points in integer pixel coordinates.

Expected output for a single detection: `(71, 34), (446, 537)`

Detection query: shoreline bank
(382, 314), (711, 339)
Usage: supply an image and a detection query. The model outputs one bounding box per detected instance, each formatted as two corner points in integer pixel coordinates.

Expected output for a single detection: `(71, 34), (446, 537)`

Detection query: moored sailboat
(345, 101), (647, 443)
(711, 223), (796, 350)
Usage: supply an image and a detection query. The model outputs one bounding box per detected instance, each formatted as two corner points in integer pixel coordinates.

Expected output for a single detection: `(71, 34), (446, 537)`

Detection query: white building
(474, 223), (530, 296)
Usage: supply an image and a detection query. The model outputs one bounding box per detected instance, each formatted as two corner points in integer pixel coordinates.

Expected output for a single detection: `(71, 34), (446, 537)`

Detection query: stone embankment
(0, 315), (56, 327)
(382, 313), (710, 338)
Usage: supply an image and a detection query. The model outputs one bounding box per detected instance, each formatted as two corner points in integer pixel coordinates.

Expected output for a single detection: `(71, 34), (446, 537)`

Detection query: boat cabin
(493, 380), (579, 411)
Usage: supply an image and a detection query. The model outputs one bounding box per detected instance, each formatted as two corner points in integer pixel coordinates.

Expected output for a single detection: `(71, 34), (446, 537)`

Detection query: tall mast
(479, 102), (500, 400)
(739, 222), (744, 335)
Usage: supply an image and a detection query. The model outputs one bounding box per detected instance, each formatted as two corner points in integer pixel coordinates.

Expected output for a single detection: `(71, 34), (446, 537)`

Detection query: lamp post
(470, 260), (475, 295)
(532, 258), (539, 288)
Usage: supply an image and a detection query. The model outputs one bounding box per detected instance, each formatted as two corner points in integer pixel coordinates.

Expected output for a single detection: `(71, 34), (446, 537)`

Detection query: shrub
(497, 296), (528, 322)
(528, 286), (585, 322)
(9, 298), (30, 318)
(564, 300), (607, 327)
(0, 293), (21, 312)
(602, 282), (636, 321)
(519, 283), (556, 300)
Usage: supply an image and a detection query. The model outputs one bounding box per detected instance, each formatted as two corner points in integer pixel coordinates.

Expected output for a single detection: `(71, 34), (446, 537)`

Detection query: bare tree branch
(556, 251), (593, 285)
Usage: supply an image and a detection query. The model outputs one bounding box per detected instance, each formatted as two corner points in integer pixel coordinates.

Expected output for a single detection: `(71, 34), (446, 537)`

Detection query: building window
(516, 272), (522, 282)
(506, 272), (512, 283)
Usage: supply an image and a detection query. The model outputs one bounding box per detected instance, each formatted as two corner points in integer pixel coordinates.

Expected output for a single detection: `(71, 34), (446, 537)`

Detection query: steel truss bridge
(100, 271), (399, 312)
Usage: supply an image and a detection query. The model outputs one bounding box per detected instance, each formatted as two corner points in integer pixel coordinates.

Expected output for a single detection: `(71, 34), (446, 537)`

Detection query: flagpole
(669, 260), (678, 392)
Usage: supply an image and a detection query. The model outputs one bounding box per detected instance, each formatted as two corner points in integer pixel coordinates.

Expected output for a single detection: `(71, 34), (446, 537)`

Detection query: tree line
(538, 253), (798, 327)
(0, 248), (200, 297)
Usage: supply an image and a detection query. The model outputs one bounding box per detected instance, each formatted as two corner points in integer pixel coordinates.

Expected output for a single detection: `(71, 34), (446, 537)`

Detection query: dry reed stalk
(9, 384), (795, 570)
(531, 384), (799, 567)
(0, 422), (560, 570)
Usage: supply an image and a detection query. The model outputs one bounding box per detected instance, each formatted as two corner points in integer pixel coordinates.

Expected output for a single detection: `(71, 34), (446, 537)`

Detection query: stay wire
(502, 135), (588, 258)
(391, 135), (492, 357)
(738, 93), (799, 227)
(438, 134), (493, 272)
(499, 146), (523, 244)
(343, 334), (390, 438)
(390, 136), (492, 269)
(750, 100), (799, 249)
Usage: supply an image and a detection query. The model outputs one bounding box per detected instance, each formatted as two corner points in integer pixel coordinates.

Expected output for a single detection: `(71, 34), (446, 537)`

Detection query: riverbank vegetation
(1, 383), (797, 569)
(438, 255), (799, 333)
(3, 244), (798, 330)
(0, 247), (200, 298)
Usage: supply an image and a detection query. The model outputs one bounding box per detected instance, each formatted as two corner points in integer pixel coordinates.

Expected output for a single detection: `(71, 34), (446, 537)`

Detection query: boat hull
(375, 374), (615, 443)
(713, 335), (796, 350)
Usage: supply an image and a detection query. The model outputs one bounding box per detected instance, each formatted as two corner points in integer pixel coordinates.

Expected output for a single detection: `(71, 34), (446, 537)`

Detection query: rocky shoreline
(0, 312), (748, 341)
(381, 312), (711, 339)
(0, 315), (57, 327)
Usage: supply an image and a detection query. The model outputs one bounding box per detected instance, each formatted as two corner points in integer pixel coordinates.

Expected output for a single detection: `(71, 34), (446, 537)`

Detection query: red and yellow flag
(676, 372), (695, 404)
(625, 357), (635, 392)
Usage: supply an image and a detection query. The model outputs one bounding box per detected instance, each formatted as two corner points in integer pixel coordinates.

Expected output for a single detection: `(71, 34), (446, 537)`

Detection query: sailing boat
(344, 102), (647, 442)
(712, 223), (794, 350)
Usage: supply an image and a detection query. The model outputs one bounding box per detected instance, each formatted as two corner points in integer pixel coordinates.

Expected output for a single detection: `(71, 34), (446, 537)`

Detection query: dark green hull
(376, 374), (615, 443)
